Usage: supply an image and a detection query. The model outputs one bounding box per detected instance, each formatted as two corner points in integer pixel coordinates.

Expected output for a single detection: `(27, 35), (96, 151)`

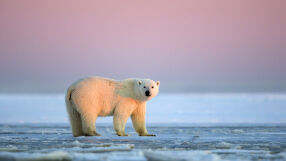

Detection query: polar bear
(65, 76), (160, 137)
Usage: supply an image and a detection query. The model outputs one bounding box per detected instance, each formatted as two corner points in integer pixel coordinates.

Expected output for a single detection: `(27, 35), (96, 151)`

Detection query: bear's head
(136, 79), (160, 101)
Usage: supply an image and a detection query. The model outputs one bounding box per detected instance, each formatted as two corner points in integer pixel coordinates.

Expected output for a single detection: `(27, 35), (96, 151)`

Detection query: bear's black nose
(145, 90), (151, 96)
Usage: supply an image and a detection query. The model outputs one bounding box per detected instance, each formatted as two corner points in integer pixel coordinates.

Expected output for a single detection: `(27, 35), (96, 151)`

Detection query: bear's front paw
(84, 131), (101, 136)
(147, 134), (156, 136)
(139, 133), (156, 136)
(117, 132), (129, 136)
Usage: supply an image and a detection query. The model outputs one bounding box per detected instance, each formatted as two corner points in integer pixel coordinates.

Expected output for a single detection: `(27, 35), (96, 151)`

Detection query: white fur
(65, 76), (160, 137)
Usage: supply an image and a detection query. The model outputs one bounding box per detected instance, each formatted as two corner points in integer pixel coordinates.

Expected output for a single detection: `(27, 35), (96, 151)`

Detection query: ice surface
(0, 124), (286, 161)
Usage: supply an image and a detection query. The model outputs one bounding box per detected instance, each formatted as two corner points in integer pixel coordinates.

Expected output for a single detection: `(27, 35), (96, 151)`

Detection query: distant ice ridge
(0, 145), (18, 152)
(144, 150), (223, 161)
(1, 93), (286, 123)
(0, 151), (71, 161)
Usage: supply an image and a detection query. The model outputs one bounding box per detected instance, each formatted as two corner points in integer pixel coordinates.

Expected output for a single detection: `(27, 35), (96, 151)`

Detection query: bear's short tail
(65, 87), (84, 136)
(65, 87), (74, 105)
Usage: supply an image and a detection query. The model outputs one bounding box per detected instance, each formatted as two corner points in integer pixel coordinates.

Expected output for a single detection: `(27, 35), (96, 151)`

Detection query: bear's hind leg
(66, 104), (84, 137)
(81, 114), (101, 136)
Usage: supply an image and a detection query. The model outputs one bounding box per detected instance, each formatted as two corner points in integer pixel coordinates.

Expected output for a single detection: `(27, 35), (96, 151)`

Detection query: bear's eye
(152, 86), (154, 88)
(143, 86), (146, 88)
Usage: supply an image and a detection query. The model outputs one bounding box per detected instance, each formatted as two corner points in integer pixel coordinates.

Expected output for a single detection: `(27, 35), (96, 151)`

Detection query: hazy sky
(0, 0), (286, 93)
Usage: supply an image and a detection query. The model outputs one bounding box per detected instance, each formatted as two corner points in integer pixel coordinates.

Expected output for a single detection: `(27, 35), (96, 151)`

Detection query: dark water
(0, 124), (286, 161)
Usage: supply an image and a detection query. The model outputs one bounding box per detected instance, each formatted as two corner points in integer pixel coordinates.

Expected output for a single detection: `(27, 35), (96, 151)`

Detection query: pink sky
(0, 0), (285, 93)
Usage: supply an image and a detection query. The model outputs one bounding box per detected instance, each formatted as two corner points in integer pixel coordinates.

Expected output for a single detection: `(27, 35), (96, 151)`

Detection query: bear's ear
(156, 81), (160, 86)
(138, 80), (142, 85)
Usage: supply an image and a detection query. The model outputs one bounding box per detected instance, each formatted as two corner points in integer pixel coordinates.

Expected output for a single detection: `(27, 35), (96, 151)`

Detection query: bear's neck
(116, 79), (143, 101)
